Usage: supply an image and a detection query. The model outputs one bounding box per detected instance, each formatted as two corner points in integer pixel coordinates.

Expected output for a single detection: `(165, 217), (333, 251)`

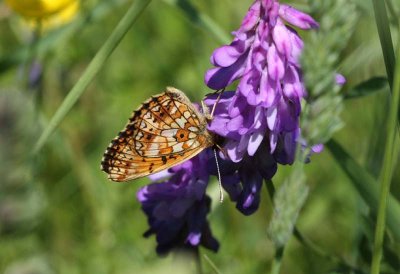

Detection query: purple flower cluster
(205, 0), (318, 164)
(137, 0), (319, 254)
(137, 152), (219, 255)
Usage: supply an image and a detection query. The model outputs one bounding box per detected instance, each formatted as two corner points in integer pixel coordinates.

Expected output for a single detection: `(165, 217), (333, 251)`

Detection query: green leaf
(32, 0), (152, 154)
(326, 139), (400, 242)
(344, 77), (388, 99)
(372, 0), (395, 89)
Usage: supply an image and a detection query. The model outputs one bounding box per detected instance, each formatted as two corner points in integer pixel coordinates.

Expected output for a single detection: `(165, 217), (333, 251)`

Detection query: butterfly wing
(101, 87), (214, 182)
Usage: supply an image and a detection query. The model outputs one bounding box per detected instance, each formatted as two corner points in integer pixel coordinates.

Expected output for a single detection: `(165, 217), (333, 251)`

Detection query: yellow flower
(6, 0), (79, 30)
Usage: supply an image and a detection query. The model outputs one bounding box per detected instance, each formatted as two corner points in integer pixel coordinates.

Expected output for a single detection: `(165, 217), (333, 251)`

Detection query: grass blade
(372, 0), (395, 89)
(203, 254), (222, 274)
(370, 40), (400, 274)
(344, 77), (388, 100)
(326, 139), (400, 242)
(33, 0), (152, 154)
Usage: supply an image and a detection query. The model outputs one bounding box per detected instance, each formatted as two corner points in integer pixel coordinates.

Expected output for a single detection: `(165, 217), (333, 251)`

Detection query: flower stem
(194, 249), (203, 274)
(270, 247), (284, 274)
(32, 0), (152, 154)
(370, 38), (400, 274)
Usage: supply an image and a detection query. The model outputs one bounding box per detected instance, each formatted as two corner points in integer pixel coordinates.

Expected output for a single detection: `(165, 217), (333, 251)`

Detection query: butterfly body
(101, 87), (214, 182)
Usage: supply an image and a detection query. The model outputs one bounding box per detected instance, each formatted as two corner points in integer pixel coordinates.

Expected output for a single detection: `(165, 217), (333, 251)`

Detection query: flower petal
(272, 19), (292, 59)
(247, 128), (265, 156)
(335, 73), (346, 85)
(279, 4), (319, 29)
(205, 53), (248, 90)
(267, 43), (285, 81)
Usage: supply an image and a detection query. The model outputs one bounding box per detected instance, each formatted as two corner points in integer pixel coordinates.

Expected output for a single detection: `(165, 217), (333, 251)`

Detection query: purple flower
(335, 73), (346, 86)
(206, 136), (278, 215)
(203, 0), (318, 213)
(205, 1), (318, 165)
(137, 153), (219, 255)
(137, 0), (320, 254)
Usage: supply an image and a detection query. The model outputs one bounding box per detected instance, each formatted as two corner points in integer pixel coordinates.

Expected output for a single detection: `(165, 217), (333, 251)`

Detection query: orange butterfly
(101, 87), (215, 182)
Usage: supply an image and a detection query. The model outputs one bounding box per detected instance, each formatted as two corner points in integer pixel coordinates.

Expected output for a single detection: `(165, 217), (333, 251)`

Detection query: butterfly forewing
(101, 87), (213, 182)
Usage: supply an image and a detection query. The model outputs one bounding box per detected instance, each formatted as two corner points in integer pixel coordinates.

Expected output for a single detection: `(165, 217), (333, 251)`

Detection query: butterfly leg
(214, 143), (228, 159)
(201, 100), (211, 120)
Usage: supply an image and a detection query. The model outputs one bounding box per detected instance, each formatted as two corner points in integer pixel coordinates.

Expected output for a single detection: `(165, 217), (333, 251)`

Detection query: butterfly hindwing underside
(101, 87), (214, 182)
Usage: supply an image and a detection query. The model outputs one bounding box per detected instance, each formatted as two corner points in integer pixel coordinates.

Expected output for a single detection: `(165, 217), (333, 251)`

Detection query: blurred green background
(0, 0), (399, 273)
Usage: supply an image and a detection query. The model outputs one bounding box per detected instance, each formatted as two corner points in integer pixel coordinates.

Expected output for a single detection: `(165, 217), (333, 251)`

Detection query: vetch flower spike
(137, 153), (219, 255)
(204, 0), (319, 214)
(205, 0), (318, 165)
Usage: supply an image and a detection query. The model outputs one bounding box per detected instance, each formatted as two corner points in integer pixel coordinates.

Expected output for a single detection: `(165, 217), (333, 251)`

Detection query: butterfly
(101, 87), (215, 182)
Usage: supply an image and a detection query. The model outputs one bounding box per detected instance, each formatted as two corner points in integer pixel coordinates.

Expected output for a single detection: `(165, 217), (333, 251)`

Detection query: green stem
(194, 249), (203, 274)
(370, 40), (400, 274)
(270, 247), (283, 274)
(33, 0), (152, 154)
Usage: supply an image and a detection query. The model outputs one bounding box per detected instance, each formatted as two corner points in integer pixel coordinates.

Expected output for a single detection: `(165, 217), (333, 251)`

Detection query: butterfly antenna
(201, 89), (224, 120)
(213, 148), (224, 203)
